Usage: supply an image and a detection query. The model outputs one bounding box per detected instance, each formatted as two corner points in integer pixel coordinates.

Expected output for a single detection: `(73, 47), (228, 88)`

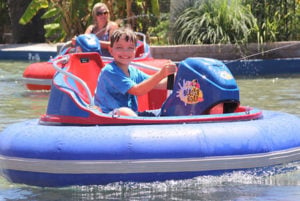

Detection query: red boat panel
(23, 62), (56, 90)
(64, 53), (104, 104)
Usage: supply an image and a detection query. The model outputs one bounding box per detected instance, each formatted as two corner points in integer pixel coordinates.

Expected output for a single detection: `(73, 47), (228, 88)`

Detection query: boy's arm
(128, 62), (176, 96)
(153, 77), (168, 89)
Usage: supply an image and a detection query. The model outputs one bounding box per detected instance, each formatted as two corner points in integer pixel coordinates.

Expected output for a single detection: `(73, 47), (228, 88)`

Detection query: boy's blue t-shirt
(94, 61), (150, 113)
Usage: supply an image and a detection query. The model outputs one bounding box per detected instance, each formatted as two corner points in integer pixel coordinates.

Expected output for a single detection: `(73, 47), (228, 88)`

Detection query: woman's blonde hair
(92, 3), (110, 21)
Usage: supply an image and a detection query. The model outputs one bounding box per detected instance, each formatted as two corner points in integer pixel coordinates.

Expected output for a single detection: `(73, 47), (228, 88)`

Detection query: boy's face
(109, 35), (136, 68)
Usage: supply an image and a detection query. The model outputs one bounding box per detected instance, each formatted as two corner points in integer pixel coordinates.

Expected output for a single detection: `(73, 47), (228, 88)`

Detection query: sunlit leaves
(19, 0), (48, 25)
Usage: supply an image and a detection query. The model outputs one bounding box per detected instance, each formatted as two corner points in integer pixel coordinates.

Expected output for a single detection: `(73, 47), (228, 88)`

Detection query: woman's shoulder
(107, 21), (119, 32)
(85, 24), (95, 34)
(108, 21), (118, 28)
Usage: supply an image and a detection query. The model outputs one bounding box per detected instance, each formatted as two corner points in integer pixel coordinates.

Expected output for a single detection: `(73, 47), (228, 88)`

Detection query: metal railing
(52, 55), (95, 107)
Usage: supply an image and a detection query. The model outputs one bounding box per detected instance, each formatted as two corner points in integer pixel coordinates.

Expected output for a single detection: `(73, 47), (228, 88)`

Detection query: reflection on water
(0, 60), (49, 130)
(238, 77), (300, 117)
(1, 60), (300, 200)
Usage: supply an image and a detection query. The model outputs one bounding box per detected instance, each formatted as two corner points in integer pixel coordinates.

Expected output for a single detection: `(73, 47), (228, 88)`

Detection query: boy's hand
(163, 61), (177, 77)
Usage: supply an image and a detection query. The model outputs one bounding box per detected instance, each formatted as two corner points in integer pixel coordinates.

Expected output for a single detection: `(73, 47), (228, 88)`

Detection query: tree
(7, 0), (45, 43)
(0, 0), (10, 43)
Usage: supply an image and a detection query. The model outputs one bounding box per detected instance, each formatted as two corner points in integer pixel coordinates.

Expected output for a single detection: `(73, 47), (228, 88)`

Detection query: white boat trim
(0, 147), (300, 174)
(22, 77), (52, 85)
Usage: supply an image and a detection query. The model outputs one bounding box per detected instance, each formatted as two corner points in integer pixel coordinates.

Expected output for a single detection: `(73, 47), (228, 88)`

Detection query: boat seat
(135, 41), (144, 58)
(65, 52), (105, 104)
(64, 52), (165, 111)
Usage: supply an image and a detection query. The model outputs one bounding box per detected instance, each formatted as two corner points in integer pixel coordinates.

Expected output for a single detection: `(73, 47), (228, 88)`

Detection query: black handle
(167, 74), (174, 90)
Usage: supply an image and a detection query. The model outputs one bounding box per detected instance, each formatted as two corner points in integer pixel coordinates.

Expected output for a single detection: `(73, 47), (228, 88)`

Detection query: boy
(94, 27), (177, 116)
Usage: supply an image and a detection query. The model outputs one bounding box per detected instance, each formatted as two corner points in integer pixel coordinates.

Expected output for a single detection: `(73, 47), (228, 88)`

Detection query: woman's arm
(84, 25), (94, 34)
(108, 21), (119, 36)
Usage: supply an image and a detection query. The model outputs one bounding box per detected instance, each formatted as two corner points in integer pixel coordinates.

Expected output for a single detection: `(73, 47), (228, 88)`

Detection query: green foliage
(19, 0), (48, 25)
(151, 0), (160, 16)
(123, 0), (161, 33)
(18, 0), (299, 44)
(244, 0), (300, 42)
(171, 0), (300, 44)
(148, 13), (170, 45)
(173, 0), (258, 45)
(0, 0), (10, 43)
(19, 0), (161, 43)
(19, 0), (94, 42)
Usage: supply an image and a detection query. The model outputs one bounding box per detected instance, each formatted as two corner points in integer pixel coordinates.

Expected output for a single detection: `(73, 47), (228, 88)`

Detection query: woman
(85, 3), (118, 55)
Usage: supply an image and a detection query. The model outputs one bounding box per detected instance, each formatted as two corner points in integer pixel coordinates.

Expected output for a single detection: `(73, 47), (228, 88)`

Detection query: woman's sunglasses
(96, 11), (108, 16)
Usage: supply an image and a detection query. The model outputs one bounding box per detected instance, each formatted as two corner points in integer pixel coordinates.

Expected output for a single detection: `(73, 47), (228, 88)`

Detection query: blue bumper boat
(1, 52), (300, 187)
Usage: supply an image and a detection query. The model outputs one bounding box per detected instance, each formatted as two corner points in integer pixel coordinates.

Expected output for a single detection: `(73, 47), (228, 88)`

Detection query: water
(0, 61), (49, 131)
(1, 60), (300, 200)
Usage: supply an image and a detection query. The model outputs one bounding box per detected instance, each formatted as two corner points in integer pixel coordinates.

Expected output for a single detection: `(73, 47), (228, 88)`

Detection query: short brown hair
(110, 27), (137, 47)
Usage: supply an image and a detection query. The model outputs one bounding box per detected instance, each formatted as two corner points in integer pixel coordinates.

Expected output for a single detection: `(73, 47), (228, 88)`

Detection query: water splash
(67, 162), (300, 200)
